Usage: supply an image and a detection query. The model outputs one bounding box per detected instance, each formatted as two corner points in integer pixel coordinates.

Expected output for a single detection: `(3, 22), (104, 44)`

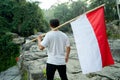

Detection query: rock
(6, 32), (25, 45)
(20, 51), (47, 61)
(0, 66), (21, 80)
(0, 33), (120, 80)
(18, 49), (47, 80)
(1, 34), (120, 80)
(28, 35), (38, 40)
(29, 45), (42, 52)
(22, 57), (47, 79)
(91, 63), (120, 80)
(22, 42), (36, 51)
(111, 49), (120, 62)
(13, 37), (25, 45)
(10, 35), (120, 80)
(112, 39), (120, 49)
(91, 76), (102, 80)
(109, 39), (120, 62)
(27, 32), (43, 40)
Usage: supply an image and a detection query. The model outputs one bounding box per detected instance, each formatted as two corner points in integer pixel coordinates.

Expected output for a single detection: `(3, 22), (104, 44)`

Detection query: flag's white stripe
(71, 14), (102, 74)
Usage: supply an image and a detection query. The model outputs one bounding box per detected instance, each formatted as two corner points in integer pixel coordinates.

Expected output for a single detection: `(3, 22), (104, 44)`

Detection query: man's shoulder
(46, 31), (53, 35)
(45, 31), (55, 38)
(58, 31), (66, 34)
(60, 31), (68, 37)
(46, 31), (68, 37)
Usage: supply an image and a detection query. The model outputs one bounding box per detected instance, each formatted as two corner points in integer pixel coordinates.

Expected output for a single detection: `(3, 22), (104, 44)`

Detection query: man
(37, 19), (71, 80)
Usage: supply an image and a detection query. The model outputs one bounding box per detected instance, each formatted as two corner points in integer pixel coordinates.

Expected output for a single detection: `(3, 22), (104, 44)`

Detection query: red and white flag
(70, 6), (114, 74)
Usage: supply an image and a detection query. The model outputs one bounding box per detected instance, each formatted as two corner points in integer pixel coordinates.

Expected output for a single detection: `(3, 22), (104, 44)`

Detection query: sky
(28, 0), (77, 9)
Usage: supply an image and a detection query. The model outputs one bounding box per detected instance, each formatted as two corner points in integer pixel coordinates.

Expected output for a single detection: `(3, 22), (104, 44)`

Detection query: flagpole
(27, 4), (105, 43)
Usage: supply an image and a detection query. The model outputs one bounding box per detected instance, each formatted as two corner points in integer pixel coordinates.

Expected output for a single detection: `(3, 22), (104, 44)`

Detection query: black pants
(46, 63), (68, 80)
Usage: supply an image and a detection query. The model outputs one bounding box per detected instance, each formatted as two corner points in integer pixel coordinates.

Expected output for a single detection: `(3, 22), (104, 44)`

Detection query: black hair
(49, 19), (59, 28)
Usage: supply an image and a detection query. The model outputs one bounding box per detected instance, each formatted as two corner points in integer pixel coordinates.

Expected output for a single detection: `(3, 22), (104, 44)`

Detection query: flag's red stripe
(86, 6), (114, 67)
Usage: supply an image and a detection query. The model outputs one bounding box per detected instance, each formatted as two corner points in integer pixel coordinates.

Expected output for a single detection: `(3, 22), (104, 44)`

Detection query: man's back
(41, 30), (70, 65)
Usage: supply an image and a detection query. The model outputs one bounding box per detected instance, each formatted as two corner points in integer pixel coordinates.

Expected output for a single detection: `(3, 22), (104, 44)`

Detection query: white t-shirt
(41, 31), (70, 65)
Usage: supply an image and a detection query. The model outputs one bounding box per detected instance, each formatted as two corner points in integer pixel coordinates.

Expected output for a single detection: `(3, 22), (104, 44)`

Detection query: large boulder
(18, 42), (47, 80)
(17, 35), (120, 80)
(109, 39), (120, 62)
(0, 66), (21, 80)
(13, 37), (25, 45)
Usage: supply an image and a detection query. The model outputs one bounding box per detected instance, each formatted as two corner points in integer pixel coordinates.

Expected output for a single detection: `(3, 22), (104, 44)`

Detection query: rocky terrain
(0, 33), (120, 80)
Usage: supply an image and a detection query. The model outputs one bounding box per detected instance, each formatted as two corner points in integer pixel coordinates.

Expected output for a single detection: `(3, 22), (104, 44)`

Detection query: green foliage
(44, 0), (119, 39)
(88, 0), (118, 22)
(11, 1), (48, 36)
(0, 33), (20, 72)
(42, 68), (46, 77)
(0, 16), (9, 28)
(0, 0), (48, 72)
(22, 69), (28, 80)
(69, 0), (87, 18)
(44, 0), (87, 33)
(53, 3), (72, 32)
(0, 0), (48, 37)
(54, 78), (61, 80)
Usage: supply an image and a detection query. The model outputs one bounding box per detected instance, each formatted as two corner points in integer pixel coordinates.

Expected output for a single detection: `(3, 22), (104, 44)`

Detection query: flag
(70, 6), (114, 74)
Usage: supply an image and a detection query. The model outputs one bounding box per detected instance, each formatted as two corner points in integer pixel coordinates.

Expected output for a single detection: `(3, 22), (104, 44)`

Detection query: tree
(0, 0), (48, 37)
(0, 0), (48, 72)
(52, 3), (72, 32)
(88, 0), (118, 22)
(116, 0), (120, 20)
(69, 0), (87, 19)
(44, 0), (87, 32)
(11, 1), (48, 36)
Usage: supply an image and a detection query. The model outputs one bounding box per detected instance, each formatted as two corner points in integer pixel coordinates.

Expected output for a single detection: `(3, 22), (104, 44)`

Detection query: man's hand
(65, 56), (69, 63)
(37, 35), (43, 41)
(65, 47), (70, 63)
(37, 35), (45, 50)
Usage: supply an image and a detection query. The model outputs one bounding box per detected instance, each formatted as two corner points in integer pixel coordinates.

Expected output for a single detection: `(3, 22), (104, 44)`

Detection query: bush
(0, 33), (20, 72)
